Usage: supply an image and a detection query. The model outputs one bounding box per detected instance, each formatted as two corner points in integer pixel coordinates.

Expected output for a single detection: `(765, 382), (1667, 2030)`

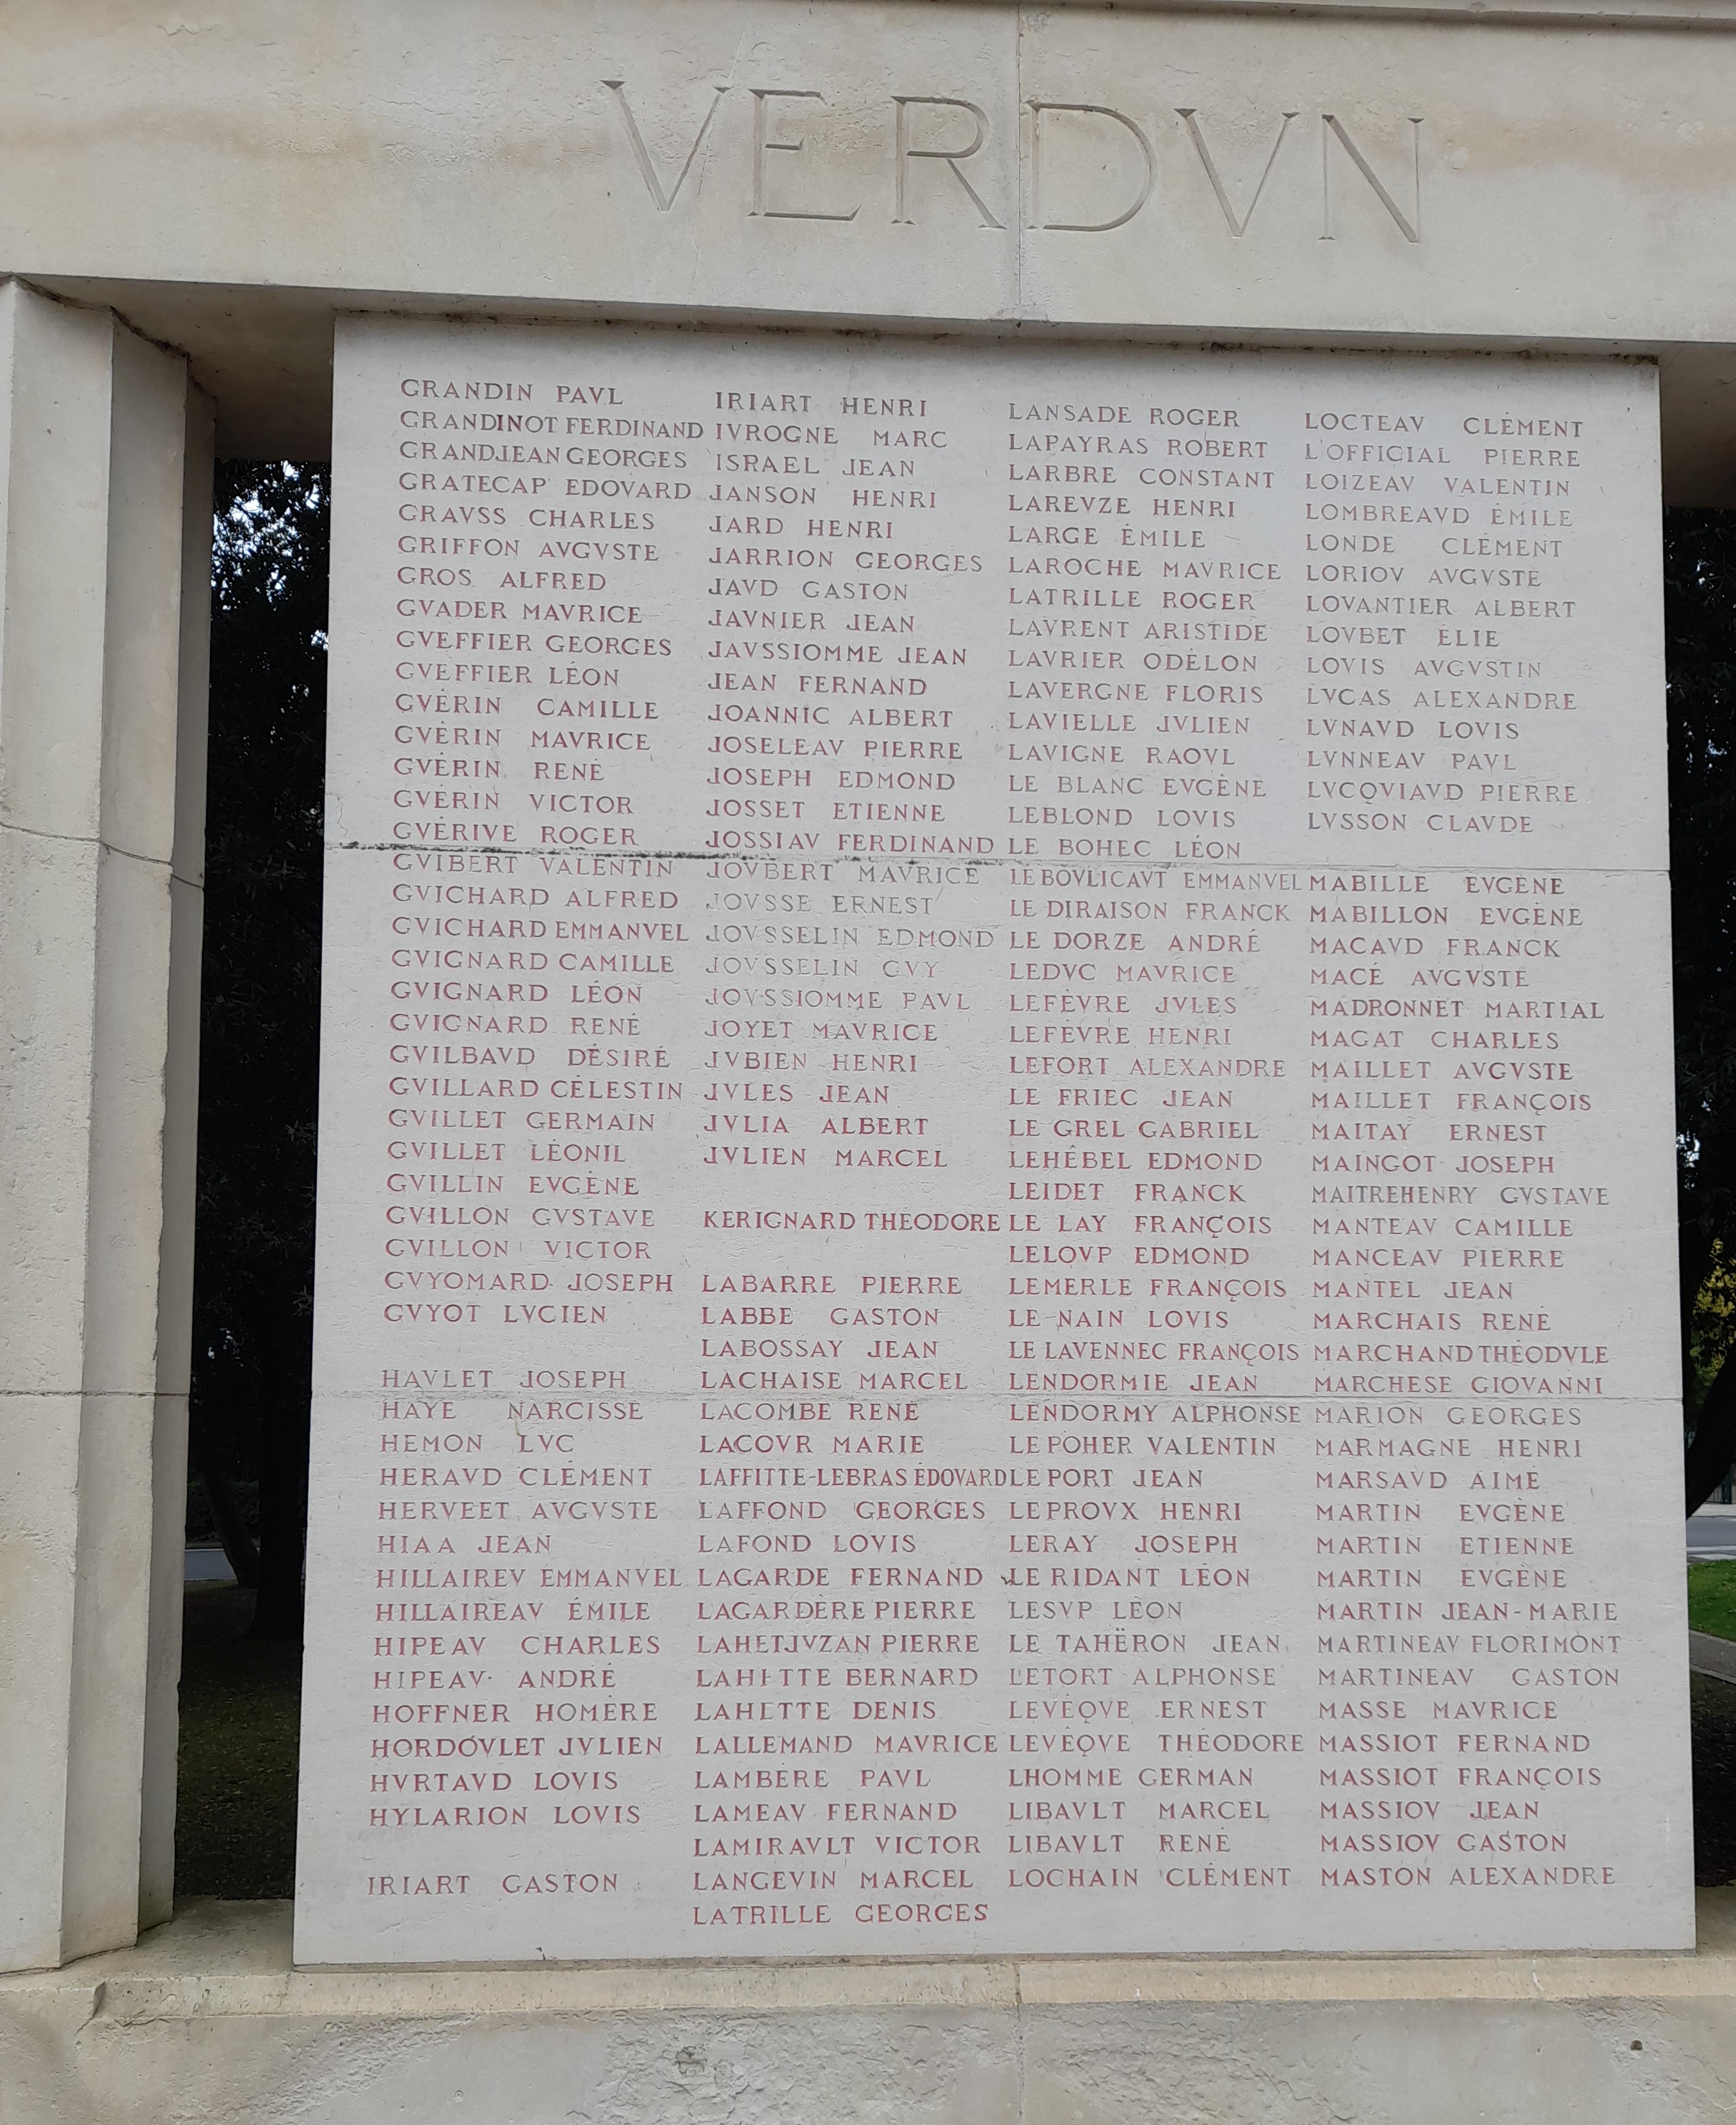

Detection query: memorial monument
(301, 324), (1685, 1963)
(1, 1), (1733, 2117)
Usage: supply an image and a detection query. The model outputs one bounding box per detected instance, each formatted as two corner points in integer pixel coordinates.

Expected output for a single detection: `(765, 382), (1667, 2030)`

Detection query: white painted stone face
(0, 282), (211, 1975)
(294, 317), (1691, 1964)
(13, 0), (1736, 491)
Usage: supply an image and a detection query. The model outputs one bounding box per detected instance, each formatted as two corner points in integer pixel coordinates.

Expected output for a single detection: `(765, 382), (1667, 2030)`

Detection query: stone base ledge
(5, 1896), (1736, 2122)
(9, 1896), (1736, 2016)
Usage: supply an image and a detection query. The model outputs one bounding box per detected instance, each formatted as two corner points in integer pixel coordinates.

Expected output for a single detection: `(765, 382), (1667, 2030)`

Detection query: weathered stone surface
(4, 1900), (1736, 2124)
(6, 0), (1736, 486)
(298, 319), (1689, 1964)
(0, 281), (211, 1974)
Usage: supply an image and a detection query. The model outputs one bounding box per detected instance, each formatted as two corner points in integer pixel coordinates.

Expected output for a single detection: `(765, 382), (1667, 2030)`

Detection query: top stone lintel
(11, 0), (1736, 490)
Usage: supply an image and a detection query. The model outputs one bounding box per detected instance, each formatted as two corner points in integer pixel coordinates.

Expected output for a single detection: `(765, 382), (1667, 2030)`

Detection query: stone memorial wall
(294, 318), (1691, 1964)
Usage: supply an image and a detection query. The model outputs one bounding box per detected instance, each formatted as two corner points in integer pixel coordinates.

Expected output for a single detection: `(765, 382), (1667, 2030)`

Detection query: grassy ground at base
(175, 1586), (301, 1900)
(173, 1585), (1736, 1898)
(1689, 1559), (1736, 1640)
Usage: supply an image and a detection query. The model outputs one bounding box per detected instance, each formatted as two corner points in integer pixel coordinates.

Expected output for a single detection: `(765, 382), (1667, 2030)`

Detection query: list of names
(294, 323), (1691, 1962)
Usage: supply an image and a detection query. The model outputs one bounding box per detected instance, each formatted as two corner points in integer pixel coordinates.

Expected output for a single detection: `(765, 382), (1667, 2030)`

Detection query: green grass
(1689, 1560), (1736, 1641)
(174, 1587), (301, 1900)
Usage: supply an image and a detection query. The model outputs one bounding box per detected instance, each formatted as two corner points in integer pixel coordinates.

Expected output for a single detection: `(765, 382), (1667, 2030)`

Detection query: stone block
(4, 1900), (1736, 2124)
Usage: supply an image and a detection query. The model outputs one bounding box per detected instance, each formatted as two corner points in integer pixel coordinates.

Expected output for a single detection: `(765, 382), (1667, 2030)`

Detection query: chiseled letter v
(604, 79), (728, 211)
(1177, 109), (1299, 237)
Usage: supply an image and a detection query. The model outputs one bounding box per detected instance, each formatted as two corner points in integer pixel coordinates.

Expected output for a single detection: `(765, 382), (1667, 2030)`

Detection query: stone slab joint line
(0, 815), (171, 870)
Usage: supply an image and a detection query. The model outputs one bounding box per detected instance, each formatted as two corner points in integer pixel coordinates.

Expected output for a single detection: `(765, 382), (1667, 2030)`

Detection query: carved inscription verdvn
(599, 84), (1428, 240)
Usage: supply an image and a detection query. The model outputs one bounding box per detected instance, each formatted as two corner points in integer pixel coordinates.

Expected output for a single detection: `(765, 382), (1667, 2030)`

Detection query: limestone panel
(296, 317), (1689, 1964)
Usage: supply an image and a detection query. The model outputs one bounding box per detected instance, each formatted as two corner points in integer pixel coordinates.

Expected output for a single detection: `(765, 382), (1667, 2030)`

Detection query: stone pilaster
(0, 279), (213, 1971)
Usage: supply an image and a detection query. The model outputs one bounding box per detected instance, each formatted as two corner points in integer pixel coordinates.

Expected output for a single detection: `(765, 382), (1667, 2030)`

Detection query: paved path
(1687, 1509), (1736, 1560)
(1691, 1630), (1736, 1684)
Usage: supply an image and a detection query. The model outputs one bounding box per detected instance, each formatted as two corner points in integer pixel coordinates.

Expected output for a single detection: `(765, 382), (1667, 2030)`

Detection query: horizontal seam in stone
(324, 838), (1671, 876)
(1021, 1), (1736, 31)
(0, 817), (170, 867)
(0, 1388), (164, 1398)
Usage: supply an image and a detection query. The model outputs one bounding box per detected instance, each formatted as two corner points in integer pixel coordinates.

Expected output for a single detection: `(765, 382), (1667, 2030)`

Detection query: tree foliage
(188, 461), (328, 1639)
(1668, 512), (1736, 1509)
